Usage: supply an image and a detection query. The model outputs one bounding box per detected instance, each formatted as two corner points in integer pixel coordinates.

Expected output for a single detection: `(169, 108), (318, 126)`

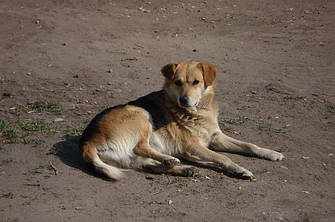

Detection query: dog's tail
(81, 144), (124, 180)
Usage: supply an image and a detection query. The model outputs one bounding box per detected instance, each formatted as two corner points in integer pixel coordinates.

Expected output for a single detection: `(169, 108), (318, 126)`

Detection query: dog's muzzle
(179, 96), (191, 107)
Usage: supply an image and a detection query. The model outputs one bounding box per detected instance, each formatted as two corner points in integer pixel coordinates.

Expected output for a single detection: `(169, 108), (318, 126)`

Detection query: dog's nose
(179, 96), (189, 107)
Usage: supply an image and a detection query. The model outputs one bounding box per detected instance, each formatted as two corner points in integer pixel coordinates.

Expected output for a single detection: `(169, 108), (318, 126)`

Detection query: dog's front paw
(265, 150), (285, 161)
(163, 157), (181, 167)
(235, 168), (255, 180)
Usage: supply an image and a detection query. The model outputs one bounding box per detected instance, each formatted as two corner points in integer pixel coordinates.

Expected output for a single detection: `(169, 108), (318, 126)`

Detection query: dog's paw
(163, 157), (181, 167)
(235, 168), (255, 180)
(265, 150), (285, 161)
(181, 166), (197, 177)
(226, 165), (255, 180)
(173, 166), (197, 177)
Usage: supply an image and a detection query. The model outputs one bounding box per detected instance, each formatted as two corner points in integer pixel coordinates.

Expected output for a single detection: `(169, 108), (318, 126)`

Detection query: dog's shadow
(53, 135), (105, 179)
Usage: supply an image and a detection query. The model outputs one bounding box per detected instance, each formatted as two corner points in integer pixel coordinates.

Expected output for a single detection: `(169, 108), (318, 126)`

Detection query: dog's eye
(192, 80), (199, 85)
(175, 80), (182, 86)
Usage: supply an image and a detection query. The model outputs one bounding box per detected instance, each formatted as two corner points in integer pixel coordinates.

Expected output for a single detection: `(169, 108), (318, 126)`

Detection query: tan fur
(79, 61), (284, 180)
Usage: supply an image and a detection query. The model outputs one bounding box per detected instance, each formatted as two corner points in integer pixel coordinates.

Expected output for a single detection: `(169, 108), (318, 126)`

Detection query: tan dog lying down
(79, 62), (284, 180)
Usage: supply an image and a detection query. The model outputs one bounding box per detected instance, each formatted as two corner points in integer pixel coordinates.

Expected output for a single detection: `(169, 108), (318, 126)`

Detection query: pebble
(303, 10), (312, 14)
(54, 118), (64, 122)
(276, 216), (285, 221)
(280, 165), (288, 170)
(145, 176), (154, 180)
(138, 7), (150, 13)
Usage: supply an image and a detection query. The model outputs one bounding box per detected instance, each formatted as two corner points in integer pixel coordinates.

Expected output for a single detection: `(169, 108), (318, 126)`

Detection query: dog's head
(161, 61), (217, 109)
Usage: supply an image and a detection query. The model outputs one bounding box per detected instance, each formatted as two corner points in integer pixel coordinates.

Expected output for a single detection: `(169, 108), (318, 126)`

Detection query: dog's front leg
(184, 143), (254, 179)
(209, 131), (284, 161)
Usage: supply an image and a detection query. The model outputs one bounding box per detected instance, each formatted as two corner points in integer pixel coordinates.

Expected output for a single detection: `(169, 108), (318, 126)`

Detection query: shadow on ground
(52, 135), (110, 180)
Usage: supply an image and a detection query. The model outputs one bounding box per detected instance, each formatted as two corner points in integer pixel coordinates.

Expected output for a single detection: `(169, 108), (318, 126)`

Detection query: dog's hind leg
(139, 158), (195, 177)
(133, 125), (181, 167)
(209, 131), (284, 161)
(134, 142), (180, 167)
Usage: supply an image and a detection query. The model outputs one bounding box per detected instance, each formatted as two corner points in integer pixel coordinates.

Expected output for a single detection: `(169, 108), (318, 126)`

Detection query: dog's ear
(161, 62), (178, 80)
(198, 62), (217, 88)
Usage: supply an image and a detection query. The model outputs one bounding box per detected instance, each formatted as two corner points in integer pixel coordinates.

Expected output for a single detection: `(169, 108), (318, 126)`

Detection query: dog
(79, 61), (284, 180)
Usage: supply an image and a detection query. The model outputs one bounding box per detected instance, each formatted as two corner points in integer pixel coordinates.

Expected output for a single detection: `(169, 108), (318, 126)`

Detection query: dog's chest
(168, 110), (215, 145)
(181, 116), (212, 140)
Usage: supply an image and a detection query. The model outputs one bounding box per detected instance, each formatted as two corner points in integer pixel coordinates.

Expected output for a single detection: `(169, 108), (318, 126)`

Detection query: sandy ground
(0, 0), (335, 221)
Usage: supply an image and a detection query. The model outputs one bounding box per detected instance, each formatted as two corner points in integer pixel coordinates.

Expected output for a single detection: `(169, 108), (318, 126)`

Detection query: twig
(24, 183), (41, 187)
(134, 43), (144, 49)
(152, 190), (163, 195)
(49, 161), (58, 175)
(165, 174), (171, 185)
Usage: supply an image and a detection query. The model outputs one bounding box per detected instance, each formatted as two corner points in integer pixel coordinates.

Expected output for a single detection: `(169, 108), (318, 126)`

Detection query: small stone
(167, 200), (173, 205)
(280, 165), (288, 170)
(73, 74), (79, 78)
(303, 9), (312, 14)
(54, 118), (64, 122)
(276, 216), (285, 221)
(192, 49), (197, 52)
(319, 42), (325, 46)
(138, 7), (150, 13)
(145, 176), (154, 180)
(328, 153), (334, 157)
(108, 69), (113, 73)
(62, 43), (67, 46)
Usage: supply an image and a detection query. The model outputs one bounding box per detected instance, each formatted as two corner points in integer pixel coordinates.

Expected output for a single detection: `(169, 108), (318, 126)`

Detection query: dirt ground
(0, 0), (334, 221)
